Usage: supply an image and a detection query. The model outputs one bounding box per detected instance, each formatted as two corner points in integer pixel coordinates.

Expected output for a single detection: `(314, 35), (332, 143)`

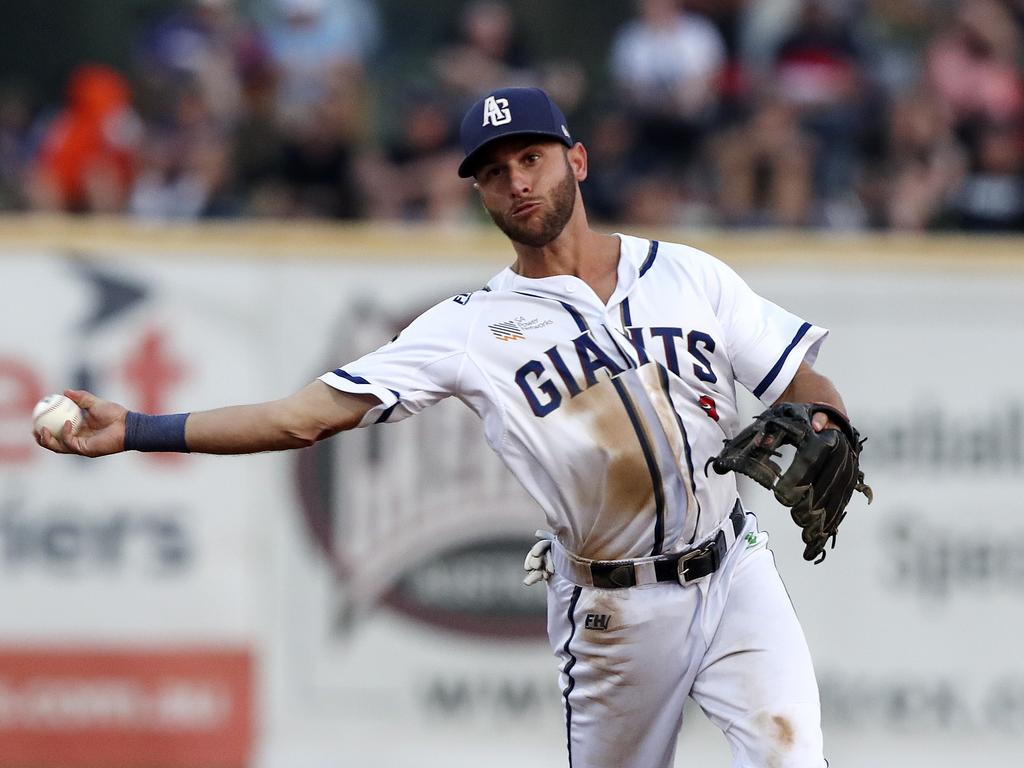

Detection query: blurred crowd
(3, 0), (1024, 230)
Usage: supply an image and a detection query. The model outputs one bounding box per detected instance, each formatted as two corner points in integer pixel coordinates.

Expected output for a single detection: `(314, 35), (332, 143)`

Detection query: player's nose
(507, 164), (532, 195)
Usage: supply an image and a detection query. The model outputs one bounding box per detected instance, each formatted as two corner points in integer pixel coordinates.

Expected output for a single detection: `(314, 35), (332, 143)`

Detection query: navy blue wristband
(123, 412), (191, 453)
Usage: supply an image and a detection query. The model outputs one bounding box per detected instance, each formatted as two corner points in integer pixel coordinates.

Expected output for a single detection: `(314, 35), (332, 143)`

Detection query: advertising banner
(2, 231), (1022, 767)
(0, 649), (251, 768)
(0, 252), (261, 766)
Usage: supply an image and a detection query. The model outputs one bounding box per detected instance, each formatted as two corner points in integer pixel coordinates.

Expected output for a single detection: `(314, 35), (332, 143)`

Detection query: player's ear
(568, 142), (588, 183)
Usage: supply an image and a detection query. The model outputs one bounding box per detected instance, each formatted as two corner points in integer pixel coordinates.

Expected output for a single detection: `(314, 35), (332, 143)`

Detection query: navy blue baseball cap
(458, 87), (574, 178)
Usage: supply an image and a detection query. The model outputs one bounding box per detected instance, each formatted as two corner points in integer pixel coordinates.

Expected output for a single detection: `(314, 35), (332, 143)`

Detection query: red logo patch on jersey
(698, 395), (720, 422)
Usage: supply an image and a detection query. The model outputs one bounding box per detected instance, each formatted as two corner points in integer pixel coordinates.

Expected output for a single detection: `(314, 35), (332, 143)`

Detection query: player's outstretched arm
(184, 381), (378, 454)
(34, 381), (378, 458)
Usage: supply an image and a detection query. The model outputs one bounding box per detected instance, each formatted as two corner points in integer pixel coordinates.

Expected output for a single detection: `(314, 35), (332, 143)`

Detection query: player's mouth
(510, 200), (542, 218)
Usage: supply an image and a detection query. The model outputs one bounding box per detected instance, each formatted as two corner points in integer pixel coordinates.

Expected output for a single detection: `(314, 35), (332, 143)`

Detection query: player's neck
(510, 224), (621, 304)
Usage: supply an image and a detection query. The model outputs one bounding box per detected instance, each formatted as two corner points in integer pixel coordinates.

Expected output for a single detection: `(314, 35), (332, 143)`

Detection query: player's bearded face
(486, 154), (577, 248)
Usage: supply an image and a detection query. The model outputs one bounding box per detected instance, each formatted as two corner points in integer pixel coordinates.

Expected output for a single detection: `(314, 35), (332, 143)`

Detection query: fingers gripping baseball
(33, 390), (129, 458)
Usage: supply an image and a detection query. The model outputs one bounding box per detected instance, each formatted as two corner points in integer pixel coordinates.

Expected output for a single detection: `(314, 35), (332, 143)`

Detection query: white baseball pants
(546, 519), (827, 768)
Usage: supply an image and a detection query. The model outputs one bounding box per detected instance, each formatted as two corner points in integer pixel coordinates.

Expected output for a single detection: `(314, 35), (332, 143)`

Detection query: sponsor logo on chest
(488, 316), (555, 341)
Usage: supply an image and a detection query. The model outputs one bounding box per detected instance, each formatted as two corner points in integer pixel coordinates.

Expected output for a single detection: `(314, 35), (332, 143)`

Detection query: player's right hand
(34, 389), (129, 458)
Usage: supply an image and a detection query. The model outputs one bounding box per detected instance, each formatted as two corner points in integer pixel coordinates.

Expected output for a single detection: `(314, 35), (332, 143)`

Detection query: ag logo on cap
(482, 96), (512, 126)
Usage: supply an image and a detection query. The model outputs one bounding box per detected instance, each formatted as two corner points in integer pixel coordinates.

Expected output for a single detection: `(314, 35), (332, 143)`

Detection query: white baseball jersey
(320, 234), (826, 561)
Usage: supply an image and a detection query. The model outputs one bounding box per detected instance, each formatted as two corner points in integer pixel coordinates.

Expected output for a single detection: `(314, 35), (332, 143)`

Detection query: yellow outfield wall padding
(0, 215), (1021, 270)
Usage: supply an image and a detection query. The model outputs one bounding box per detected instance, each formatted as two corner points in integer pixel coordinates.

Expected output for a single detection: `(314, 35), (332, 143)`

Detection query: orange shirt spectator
(28, 65), (141, 213)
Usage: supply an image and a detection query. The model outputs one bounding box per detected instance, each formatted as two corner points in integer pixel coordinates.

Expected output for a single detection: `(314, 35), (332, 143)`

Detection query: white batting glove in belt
(523, 530), (555, 586)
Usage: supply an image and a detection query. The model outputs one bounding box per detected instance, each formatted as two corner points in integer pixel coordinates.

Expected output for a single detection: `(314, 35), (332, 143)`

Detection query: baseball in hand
(33, 394), (84, 437)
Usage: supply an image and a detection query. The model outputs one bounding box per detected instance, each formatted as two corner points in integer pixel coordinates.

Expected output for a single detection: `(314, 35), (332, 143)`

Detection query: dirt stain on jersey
(769, 715), (796, 768)
(772, 715), (795, 747)
(754, 711), (797, 768)
(564, 377), (654, 559)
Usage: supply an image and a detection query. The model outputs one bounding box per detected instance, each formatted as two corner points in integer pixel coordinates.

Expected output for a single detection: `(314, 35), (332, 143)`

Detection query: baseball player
(36, 87), (850, 767)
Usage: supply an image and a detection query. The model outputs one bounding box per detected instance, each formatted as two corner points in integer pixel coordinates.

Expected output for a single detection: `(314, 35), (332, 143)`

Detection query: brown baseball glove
(711, 402), (872, 563)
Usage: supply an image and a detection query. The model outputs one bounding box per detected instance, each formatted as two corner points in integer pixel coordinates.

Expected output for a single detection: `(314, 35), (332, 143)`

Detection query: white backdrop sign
(1, 235), (1021, 767)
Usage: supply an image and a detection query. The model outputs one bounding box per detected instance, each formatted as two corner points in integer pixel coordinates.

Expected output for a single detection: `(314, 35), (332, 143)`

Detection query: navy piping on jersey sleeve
(333, 369), (401, 420)
(332, 368), (369, 385)
(752, 322), (811, 398)
(638, 240), (659, 277)
(375, 403), (400, 424)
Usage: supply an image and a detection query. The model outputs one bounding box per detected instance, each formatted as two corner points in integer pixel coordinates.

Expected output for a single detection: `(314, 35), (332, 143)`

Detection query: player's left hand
(712, 402), (872, 563)
(806, 411), (839, 436)
(810, 410), (832, 432)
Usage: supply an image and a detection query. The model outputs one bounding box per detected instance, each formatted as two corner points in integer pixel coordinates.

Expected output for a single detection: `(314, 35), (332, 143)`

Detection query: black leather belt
(589, 501), (747, 589)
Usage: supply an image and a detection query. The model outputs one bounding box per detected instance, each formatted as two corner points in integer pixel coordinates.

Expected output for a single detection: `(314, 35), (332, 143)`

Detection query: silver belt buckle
(675, 547), (704, 585)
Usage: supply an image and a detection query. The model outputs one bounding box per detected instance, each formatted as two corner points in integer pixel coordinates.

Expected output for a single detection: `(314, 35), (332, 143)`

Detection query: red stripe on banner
(0, 647), (252, 768)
